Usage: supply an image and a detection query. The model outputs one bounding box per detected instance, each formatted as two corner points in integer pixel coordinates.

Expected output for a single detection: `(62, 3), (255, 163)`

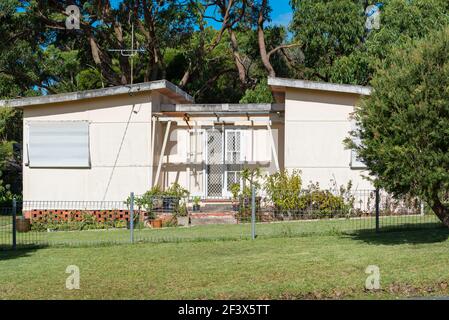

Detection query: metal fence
(0, 189), (443, 249)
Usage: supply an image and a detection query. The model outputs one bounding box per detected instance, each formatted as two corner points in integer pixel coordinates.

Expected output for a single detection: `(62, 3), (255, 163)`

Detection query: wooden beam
(267, 123), (280, 171)
(149, 116), (157, 187)
(154, 121), (172, 187)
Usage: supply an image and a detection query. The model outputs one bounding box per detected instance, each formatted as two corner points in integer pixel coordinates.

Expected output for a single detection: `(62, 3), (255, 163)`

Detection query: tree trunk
(257, 0), (276, 78)
(113, 22), (131, 85)
(229, 29), (247, 84)
(87, 34), (119, 85)
(430, 197), (449, 227)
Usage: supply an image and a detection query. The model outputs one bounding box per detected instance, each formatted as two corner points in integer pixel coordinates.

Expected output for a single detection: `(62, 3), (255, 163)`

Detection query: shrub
(264, 170), (302, 212)
(298, 182), (346, 216)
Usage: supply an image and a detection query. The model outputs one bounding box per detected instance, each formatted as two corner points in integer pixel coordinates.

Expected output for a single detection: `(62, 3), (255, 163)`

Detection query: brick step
(201, 204), (234, 213)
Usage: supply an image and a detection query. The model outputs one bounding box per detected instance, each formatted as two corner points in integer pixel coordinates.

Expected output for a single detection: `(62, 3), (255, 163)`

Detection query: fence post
(251, 184), (256, 240)
(375, 188), (380, 233)
(130, 192), (134, 244)
(12, 197), (17, 250)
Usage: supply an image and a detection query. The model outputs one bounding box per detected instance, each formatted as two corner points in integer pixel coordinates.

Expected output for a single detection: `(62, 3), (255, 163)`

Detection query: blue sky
(110, 0), (293, 28)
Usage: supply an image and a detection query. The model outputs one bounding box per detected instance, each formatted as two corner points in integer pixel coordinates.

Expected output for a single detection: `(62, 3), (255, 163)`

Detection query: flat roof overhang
(268, 77), (372, 97)
(156, 103), (285, 127)
(160, 103), (284, 113)
(0, 80), (193, 108)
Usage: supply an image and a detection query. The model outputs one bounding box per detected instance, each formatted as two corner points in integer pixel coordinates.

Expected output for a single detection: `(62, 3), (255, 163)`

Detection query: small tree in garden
(264, 170), (302, 212)
(348, 27), (449, 227)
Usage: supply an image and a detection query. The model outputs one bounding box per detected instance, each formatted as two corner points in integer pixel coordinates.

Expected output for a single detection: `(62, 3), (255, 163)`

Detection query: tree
(349, 26), (449, 227)
(290, 0), (365, 82)
(291, 0), (449, 85)
(251, 0), (299, 77)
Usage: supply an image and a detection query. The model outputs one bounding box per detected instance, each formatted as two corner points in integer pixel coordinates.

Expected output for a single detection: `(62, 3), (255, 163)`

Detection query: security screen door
(206, 128), (243, 198)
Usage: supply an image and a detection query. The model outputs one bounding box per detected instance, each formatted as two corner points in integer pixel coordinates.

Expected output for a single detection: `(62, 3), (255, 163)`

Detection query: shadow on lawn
(0, 245), (44, 261)
(346, 225), (449, 245)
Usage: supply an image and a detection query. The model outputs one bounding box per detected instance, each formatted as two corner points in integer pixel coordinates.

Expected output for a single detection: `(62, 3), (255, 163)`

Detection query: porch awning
(155, 103), (284, 126)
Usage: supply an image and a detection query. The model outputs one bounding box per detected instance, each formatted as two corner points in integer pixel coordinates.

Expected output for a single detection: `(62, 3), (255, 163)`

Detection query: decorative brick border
(23, 209), (144, 223)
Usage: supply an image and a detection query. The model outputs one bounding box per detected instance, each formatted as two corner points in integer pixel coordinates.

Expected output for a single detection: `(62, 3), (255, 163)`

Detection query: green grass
(1, 227), (449, 299)
(0, 214), (441, 247)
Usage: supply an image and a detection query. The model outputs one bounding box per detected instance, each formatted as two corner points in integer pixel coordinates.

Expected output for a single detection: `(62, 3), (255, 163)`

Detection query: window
(226, 130), (242, 163)
(350, 121), (366, 169)
(28, 121), (90, 168)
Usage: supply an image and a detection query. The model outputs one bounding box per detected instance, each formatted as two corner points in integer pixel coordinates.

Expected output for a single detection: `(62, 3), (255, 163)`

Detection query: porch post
(154, 120), (172, 187)
(149, 116), (157, 187)
(267, 123), (280, 171)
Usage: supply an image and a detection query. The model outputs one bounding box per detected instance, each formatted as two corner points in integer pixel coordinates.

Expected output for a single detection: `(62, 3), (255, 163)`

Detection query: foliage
(239, 79), (274, 104)
(298, 182), (353, 216)
(241, 167), (263, 190)
(291, 0), (365, 82)
(262, 170), (356, 217)
(0, 107), (22, 199)
(165, 182), (190, 199)
(291, 0), (449, 85)
(230, 184), (240, 201)
(264, 170), (303, 211)
(192, 196), (201, 206)
(126, 183), (190, 219)
(348, 26), (449, 226)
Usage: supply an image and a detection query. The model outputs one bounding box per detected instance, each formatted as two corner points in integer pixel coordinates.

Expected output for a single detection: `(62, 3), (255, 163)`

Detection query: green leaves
(239, 79), (274, 103)
(353, 26), (449, 205)
(291, 0), (449, 85)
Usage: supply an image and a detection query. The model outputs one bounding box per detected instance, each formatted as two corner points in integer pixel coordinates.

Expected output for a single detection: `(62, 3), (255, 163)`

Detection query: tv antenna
(108, 13), (145, 85)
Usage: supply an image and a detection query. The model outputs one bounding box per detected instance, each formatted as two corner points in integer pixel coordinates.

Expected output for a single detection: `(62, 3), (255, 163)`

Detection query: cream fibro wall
(22, 91), (170, 201)
(284, 88), (373, 190)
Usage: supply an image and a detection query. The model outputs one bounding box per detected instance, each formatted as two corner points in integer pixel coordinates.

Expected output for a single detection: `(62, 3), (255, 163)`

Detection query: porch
(150, 104), (285, 200)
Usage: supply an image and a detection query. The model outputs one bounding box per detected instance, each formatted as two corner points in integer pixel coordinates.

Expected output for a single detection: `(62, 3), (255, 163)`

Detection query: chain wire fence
(0, 189), (443, 250)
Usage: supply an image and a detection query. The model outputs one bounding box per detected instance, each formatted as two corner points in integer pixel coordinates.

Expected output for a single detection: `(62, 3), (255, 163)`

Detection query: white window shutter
(28, 121), (90, 168)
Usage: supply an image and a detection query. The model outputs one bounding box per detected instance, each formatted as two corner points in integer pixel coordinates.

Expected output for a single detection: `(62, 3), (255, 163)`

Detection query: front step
(202, 203), (234, 213)
(190, 213), (237, 226)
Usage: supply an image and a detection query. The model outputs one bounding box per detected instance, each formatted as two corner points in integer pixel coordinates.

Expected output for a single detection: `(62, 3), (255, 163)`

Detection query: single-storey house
(0, 77), (373, 202)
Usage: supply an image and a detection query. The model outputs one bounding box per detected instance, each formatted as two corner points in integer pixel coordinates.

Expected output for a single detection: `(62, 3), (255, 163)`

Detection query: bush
(298, 182), (347, 216)
(264, 170), (302, 212)
(263, 171), (356, 218)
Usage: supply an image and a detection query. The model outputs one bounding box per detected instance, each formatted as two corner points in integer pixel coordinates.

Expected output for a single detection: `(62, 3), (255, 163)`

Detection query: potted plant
(176, 202), (189, 227)
(192, 196), (201, 212)
(164, 183), (189, 212)
(16, 215), (31, 233)
(151, 217), (163, 229)
(140, 187), (163, 227)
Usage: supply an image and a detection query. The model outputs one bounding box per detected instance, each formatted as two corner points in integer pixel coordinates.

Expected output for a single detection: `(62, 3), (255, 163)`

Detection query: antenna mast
(108, 12), (144, 85)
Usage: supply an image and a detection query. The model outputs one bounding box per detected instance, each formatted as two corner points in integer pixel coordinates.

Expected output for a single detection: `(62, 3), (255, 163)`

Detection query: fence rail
(0, 189), (443, 249)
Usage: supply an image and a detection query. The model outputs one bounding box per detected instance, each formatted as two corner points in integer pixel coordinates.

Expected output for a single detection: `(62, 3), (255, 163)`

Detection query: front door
(206, 128), (243, 198)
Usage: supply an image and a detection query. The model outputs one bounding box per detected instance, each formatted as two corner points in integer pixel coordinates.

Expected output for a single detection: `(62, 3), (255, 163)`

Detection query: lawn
(0, 214), (441, 247)
(1, 226), (449, 299)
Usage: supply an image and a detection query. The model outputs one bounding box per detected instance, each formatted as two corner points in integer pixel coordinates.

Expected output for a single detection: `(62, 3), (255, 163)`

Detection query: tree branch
(268, 43), (301, 59)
